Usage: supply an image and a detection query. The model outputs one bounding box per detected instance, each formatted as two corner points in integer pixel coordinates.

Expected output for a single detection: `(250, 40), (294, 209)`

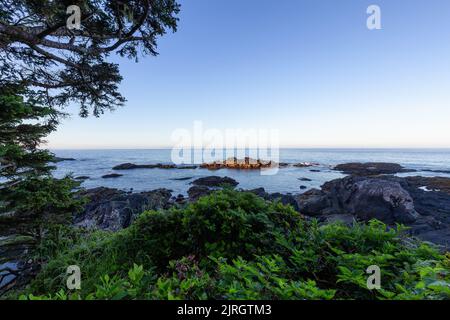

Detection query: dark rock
(334, 162), (415, 176)
(299, 177), (312, 182)
(247, 189), (302, 212)
(296, 176), (419, 224)
(268, 193), (300, 211)
(248, 187), (269, 198)
(102, 173), (123, 179)
(75, 187), (173, 231)
(423, 169), (450, 174)
(404, 176), (450, 195)
(113, 163), (199, 170)
(75, 176), (90, 180)
(113, 163), (174, 170)
(300, 185), (308, 190)
(172, 194), (187, 204)
(170, 177), (194, 181)
(295, 189), (334, 216)
(50, 157), (76, 163)
(187, 185), (212, 201)
(294, 174), (450, 250)
(191, 176), (238, 188)
(413, 228), (450, 248)
(389, 176), (450, 225)
(178, 165), (198, 170)
(310, 169), (321, 172)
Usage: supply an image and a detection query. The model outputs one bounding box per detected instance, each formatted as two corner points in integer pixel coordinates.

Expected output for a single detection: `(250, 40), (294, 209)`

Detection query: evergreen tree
(0, 84), (83, 239)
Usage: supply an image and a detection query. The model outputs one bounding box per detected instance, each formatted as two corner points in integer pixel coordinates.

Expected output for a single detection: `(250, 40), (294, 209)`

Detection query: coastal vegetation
(17, 189), (450, 300)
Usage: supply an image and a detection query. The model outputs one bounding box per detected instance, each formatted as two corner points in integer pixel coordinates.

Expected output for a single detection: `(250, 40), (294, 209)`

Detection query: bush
(22, 190), (450, 300)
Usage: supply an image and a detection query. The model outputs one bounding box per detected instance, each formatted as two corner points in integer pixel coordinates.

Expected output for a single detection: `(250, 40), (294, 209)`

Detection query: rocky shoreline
(74, 162), (450, 250)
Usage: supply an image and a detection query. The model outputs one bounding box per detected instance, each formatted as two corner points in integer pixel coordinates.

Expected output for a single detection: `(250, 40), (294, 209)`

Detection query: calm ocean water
(51, 149), (450, 195)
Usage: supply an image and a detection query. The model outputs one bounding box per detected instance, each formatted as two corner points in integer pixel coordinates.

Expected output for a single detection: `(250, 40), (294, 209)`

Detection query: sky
(47, 0), (450, 149)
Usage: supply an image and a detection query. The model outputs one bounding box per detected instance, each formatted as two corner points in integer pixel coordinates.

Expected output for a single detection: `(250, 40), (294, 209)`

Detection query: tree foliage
(0, 85), (83, 238)
(0, 0), (180, 116)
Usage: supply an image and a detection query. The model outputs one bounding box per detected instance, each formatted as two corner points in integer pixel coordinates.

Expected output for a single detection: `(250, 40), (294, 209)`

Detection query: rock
(390, 176), (450, 225)
(299, 178), (312, 182)
(294, 174), (450, 250)
(300, 185), (307, 190)
(293, 162), (319, 168)
(113, 163), (198, 170)
(75, 187), (173, 231)
(187, 185), (212, 201)
(113, 163), (174, 170)
(404, 176), (450, 195)
(412, 228), (450, 249)
(50, 157), (76, 163)
(295, 189), (333, 216)
(178, 165), (198, 170)
(187, 176), (239, 201)
(171, 194), (187, 204)
(75, 176), (90, 180)
(247, 188), (301, 212)
(200, 157), (280, 170)
(333, 162), (415, 176)
(310, 169), (321, 172)
(191, 176), (238, 188)
(102, 173), (123, 179)
(248, 187), (269, 198)
(423, 169), (450, 174)
(268, 193), (300, 211)
(296, 176), (419, 224)
(170, 177), (194, 181)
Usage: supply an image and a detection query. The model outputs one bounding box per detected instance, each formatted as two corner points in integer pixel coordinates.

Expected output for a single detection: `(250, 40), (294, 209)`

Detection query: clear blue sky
(48, 0), (450, 149)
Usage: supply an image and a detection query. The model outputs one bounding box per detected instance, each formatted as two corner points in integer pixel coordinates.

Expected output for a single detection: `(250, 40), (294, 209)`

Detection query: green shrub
(22, 189), (450, 300)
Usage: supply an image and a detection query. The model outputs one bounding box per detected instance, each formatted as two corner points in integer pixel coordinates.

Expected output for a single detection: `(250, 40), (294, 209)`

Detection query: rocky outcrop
(102, 173), (123, 179)
(186, 176), (239, 201)
(294, 175), (450, 250)
(295, 176), (419, 224)
(75, 176), (90, 180)
(75, 187), (173, 231)
(50, 157), (76, 163)
(333, 162), (415, 176)
(170, 177), (194, 181)
(293, 162), (319, 168)
(187, 185), (212, 201)
(200, 157), (279, 170)
(191, 176), (238, 188)
(404, 176), (450, 195)
(113, 163), (198, 170)
(247, 188), (299, 211)
(423, 169), (450, 174)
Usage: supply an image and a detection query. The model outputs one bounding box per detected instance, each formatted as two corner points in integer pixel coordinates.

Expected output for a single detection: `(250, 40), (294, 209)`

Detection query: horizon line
(47, 146), (450, 151)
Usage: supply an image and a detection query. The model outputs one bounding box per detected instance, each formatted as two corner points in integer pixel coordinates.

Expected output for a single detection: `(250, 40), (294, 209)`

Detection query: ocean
(51, 148), (450, 195)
